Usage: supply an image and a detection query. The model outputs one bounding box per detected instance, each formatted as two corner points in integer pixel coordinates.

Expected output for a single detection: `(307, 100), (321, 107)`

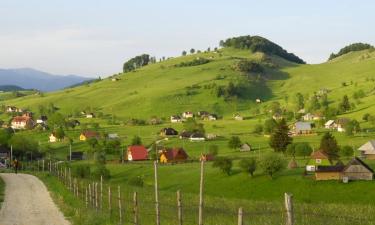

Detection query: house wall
(343, 165), (373, 180)
(365, 154), (375, 160)
(315, 172), (341, 180)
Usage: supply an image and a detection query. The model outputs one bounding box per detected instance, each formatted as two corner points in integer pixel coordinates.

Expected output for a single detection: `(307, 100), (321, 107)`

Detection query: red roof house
(127, 145), (148, 161)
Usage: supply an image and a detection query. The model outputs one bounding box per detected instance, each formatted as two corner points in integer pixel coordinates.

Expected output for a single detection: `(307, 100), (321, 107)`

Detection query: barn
(342, 157), (374, 181)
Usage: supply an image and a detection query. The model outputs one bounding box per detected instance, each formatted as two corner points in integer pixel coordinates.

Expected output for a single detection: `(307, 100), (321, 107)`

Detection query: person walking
(13, 158), (19, 174)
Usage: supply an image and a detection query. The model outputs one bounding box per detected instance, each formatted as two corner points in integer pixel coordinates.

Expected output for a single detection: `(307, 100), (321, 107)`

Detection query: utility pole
(69, 144), (72, 161)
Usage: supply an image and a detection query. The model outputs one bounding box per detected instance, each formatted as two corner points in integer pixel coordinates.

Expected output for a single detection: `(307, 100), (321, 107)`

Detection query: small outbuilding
(315, 165), (345, 181)
(240, 143), (251, 152)
(342, 157), (374, 181)
(127, 145), (148, 161)
(160, 128), (178, 136)
(358, 140), (375, 160)
(159, 148), (188, 163)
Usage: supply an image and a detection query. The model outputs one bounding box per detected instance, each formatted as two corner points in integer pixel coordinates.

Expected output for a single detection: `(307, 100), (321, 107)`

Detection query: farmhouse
(79, 131), (100, 141)
(159, 148), (188, 163)
(127, 145), (148, 161)
(294, 122), (312, 135)
(179, 130), (193, 139)
(240, 143), (252, 152)
(160, 128), (178, 136)
(49, 133), (59, 143)
(306, 150), (331, 172)
(202, 114), (217, 121)
(315, 165), (345, 181)
(302, 113), (323, 121)
(170, 115), (182, 123)
(189, 133), (205, 142)
(182, 111), (194, 119)
(256, 98), (262, 103)
(358, 140), (375, 160)
(342, 157), (374, 181)
(36, 115), (48, 124)
(197, 111), (210, 117)
(234, 114), (243, 121)
(335, 118), (350, 132)
(107, 133), (119, 139)
(325, 120), (335, 129)
(6, 106), (23, 113)
(11, 116), (35, 130)
(86, 113), (95, 118)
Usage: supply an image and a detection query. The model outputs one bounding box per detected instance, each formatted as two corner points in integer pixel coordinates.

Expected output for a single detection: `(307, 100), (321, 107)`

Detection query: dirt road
(0, 173), (70, 225)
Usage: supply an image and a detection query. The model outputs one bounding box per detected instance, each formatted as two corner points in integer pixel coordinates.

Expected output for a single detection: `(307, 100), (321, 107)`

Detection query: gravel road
(0, 173), (70, 225)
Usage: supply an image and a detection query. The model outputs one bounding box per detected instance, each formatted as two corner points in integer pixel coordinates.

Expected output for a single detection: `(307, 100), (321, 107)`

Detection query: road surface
(0, 173), (70, 225)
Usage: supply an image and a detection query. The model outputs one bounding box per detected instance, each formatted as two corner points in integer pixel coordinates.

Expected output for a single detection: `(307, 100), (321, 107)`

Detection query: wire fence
(17, 160), (375, 225)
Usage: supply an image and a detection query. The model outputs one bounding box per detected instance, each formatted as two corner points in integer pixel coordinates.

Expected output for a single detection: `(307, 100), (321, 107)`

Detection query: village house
(107, 133), (119, 139)
(86, 113), (95, 118)
(256, 98), (262, 103)
(206, 133), (217, 140)
(294, 122), (312, 135)
(342, 157), (374, 181)
(36, 115), (48, 124)
(189, 133), (205, 142)
(79, 131), (100, 141)
(6, 106), (23, 113)
(49, 133), (59, 143)
(160, 127), (178, 136)
(306, 150), (331, 172)
(11, 116), (35, 130)
(240, 143), (252, 152)
(182, 111), (194, 119)
(335, 118), (350, 132)
(159, 148), (189, 163)
(179, 130), (193, 139)
(234, 114), (244, 121)
(315, 165), (345, 181)
(127, 145), (148, 161)
(202, 114), (217, 121)
(302, 113), (324, 121)
(197, 111), (210, 117)
(272, 113), (283, 120)
(170, 115), (182, 123)
(325, 120), (335, 129)
(358, 140), (375, 159)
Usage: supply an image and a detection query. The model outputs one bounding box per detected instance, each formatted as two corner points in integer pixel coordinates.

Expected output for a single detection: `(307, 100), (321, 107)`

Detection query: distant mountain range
(0, 68), (92, 92)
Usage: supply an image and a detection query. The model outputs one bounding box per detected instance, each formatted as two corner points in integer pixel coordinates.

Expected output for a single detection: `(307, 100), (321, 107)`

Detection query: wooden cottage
(342, 157), (374, 181)
(159, 148), (188, 163)
(79, 131), (100, 141)
(240, 143), (251, 152)
(306, 150), (331, 172)
(127, 145), (148, 161)
(358, 140), (375, 160)
(294, 122), (312, 135)
(315, 165), (345, 180)
(160, 128), (178, 136)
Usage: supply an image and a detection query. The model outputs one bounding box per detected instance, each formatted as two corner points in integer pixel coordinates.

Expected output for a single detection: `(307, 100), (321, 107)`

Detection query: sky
(0, 0), (374, 77)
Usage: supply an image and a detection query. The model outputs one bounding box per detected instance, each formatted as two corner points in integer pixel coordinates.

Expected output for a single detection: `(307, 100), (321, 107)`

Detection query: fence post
(108, 186), (112, 214)
(69, 168), (72, 191)
(133, 192), (138, 225)
(177, 190), (183, 225)
(100, 176), (103, 210)
(42, 160), (45, 172)
(89, 184), (92, 207)
(284, 193), (294, 225)
(118, 186), (122, 224)
(154, 161), (160, 225)
(198, 160), (205, 225)
(38, 160), (40, 171)
(238, 207), (243, 225)
(85, 186), (88, 208)
(95, 182), (98, 210)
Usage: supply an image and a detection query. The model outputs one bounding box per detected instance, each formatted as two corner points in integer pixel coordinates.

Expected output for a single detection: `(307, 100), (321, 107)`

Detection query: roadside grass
(0, 174), (5, 205)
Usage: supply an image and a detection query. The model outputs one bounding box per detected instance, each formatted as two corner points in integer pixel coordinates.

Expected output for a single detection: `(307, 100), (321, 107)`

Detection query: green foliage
(73, 164), (91, 178)
(182, 50), (187, 56)
(294, 93), (304, 111)
(269, 119), (292, 153)
(234, 59), (264, 74)
(131, 135), (142, 145)
(53, 127), (65, 139)
(353, 90), (366, 99)
(363, 113), (371, 121)
(128, 176), (144, 187)
(9, 134), (38, 157)
(183, 118), (205, 135)
(345, 119), (361, 136)
(222, 35), (305, 64)
(320, 132), (340, 160)
(239, 158), (257, 177)
(91, 164), (110, 179)
(104, 139), (121, 154)
(263, 118), (277, 134)
(329, 43), (374, 60)
(0, 128), (13, 146)
(175, 58), (210, 67)
(208, 145), (219, 156)
(228, 136), (242, 149)
(295, 142), (313, 158)
(339, 95), (351, 112)
(123, 54), (150, 73)
(212, 157), (233, 175)
(48, 112), (66, 129)
(259, 153), (286, 178)
(340, 145), (354, 157)
(252, 124), (263, 134)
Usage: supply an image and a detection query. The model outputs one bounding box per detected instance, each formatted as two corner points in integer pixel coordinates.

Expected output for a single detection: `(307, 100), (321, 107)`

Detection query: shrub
(91, 164), (110, 179)
(239, 158), (257, 177)
(175, 58), (210, 67)
(340, 145), (354, 157)
(259, 153), (286, 178)
(73, 164), (91, 178)
(213, 157), (233, 175)
(128, 176), (144, 187)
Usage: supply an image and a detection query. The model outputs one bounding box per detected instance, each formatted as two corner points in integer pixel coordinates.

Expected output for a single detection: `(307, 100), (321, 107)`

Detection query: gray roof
(295, 122), (311, 131)
(358, 140), (375, 154)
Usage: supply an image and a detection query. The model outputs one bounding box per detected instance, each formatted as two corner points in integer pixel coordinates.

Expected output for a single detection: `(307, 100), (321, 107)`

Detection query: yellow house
(79, 131), (99, 141)
(79, 134), (87, 141)
(160, 153), (168, 163)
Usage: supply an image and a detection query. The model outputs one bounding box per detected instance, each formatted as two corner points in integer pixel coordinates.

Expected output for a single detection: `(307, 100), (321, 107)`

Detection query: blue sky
(0, 0), (374, 77)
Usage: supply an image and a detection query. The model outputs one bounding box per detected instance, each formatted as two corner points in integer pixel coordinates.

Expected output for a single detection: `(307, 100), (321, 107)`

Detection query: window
(316, 159), (322, 164)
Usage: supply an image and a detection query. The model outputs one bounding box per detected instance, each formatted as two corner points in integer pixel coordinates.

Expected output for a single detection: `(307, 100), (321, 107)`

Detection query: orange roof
(12, 116), (31, 123)
(310, 150), (329, 159)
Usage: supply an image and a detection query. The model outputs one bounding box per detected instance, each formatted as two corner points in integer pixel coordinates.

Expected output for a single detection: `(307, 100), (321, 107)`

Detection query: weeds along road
(0, 173), (70, 225)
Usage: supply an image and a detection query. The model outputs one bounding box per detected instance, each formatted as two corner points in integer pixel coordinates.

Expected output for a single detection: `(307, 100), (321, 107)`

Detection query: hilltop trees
(329, 43), (374, 60)
(123, 54), (150, 73)
(182, 51), (187, 56)
(339, 95), (351, 112)
(190, 48), (195, 54)
(221, 35), (305, 64)
(269, 119), (292, 153)
(320, 132), (340, 160)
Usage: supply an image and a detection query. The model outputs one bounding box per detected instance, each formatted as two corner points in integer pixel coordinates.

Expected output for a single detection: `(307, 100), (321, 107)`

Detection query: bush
(228, 136), (241, 149)
(259, 153), (286, 178)
(128, 176), (144, 187)
(91, 164), (110, 179)
(239, 158), (257, 177)
(340, 145), (354, 157)
(253, 124), (263, 134)
(212, 157), (233, 175)
(175, 58), (210, 67)
(73, 164), (91, 178)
